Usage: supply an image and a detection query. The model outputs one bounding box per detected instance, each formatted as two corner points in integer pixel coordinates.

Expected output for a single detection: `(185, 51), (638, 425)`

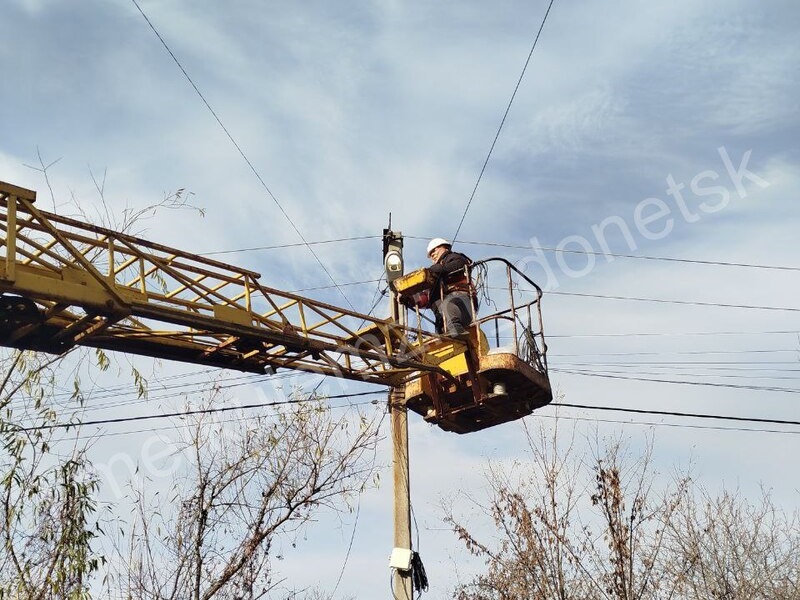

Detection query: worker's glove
(414, 292), (429, 309)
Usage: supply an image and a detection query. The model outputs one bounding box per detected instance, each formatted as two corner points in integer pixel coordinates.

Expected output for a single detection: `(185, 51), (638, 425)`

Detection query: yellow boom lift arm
(0, 181), (551, 433)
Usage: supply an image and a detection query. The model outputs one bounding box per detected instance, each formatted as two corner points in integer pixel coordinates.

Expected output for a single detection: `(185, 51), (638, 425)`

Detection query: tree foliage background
(0, 178), (382, 600)
(445, 418), (800, 600)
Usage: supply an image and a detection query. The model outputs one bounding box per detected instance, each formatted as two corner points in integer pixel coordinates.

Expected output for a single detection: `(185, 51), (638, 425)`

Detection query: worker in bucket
(423, 238), (475, 337)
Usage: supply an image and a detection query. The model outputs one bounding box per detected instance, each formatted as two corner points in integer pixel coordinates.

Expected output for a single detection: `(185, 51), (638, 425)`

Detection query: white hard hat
(427, 237), (451, 257)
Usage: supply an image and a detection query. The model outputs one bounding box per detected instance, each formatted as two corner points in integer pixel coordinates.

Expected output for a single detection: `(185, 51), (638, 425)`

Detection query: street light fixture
(383, 230), (404, 282)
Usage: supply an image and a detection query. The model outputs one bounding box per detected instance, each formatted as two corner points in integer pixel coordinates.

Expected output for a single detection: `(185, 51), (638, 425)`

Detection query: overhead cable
(436, 237), (800, 273)
(551, 366), (800, 382)
(15, 390), (382, 433)
(552, 368), (800, 394)
(552, 401), (800, 428)
(46, 399), (377, 442)
(199, 235), (381, 257)
(538, 412), (800, 435)
(199, 234), (800, 274)
(548, 329), (800, 338)
(451, 0), (556, 242)
(130, 0), (357, 310)
(228, 276), (800, 313)
(546, 289), (800, 313)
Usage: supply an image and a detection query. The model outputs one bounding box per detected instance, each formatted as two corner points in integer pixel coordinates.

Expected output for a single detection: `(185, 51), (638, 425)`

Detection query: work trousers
(433, 291), (474, 336)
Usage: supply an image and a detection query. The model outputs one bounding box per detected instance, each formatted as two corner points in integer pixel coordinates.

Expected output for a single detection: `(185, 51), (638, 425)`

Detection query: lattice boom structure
(0, 181), (452, 385)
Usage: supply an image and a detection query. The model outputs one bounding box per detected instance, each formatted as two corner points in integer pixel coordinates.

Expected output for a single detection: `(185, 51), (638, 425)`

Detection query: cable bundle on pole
(410, 551), (429, 595)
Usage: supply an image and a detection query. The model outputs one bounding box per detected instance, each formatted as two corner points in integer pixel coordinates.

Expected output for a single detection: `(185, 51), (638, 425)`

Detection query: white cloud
(2, 0), (800, 596)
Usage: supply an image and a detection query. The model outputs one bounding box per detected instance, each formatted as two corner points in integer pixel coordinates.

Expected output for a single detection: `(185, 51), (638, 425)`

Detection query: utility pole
(383, 228), (413, 599)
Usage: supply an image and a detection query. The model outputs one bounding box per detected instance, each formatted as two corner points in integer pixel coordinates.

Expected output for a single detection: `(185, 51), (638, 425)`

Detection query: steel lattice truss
(0, 181), (453, 385)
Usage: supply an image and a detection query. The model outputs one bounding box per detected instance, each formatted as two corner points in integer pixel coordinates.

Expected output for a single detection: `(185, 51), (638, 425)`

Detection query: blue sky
(2, 0), (800, 597)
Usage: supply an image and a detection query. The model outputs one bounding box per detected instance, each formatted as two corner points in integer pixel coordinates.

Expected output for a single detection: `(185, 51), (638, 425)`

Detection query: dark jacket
(428, 250), (472, 303)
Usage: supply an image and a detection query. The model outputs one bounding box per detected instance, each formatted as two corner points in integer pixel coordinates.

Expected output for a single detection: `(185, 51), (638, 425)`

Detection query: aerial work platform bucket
(394, 258), (552, 434)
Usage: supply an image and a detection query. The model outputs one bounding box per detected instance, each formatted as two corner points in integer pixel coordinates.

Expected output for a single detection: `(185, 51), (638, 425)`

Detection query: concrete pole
(388, 245), (413, 599)
(390, 384), (412, 598)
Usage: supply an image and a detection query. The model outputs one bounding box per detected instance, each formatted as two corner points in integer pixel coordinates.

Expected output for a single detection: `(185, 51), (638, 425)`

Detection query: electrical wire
(3, 370), (294, 413)
(14, 390), (382, 433)
(193, 233), (800, 275)
(550, 366), (800, 382)
(133, 263), (793, 314)
(550, 401), (800, 428)
(24, 355), (793, 419)
(548, 329), (800, 338)
(536, 411), (800, 435)
(60, 398), (381, 442)
(130, 0), (357, 311)
(164, 274), (799, 314)
(5, 335), (796, 418)
(410, 551), (429, 595)
(329, 408), (388, 597)
(289, 278), (380, 294)
(199, 235), (381, 256)
(452, 0), (556, 243)
(330, 475), (364, 596)
(484, 283), (800, 313)
(552, 368), (800, 394)
(554, 360), (799, 367)
(355, 275), (389, 331)
(10, 365), (800, 441)
(546, 289), (800, 313)
(42, 399), (800, 442)
(550, 348), (799, 357)
(312, 274), (387, 413)
(418, 237), (800, 273)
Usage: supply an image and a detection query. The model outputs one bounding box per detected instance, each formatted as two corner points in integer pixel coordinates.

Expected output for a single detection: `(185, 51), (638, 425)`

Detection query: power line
(196, 234), (800, 274)
(354, 273), (389, 330)
(37, 397), (800, 441)
(289, 278), (380, 294)
(552, 401), (800, 428)
(624, 365), (800, 373)
(551, 360), (800, 370)
(552, 368), (800, 394)
(58, 398), (381, 442)
(435, 237), (800, 273)
(555, 360), (800, 366)
(3, 369), (299, 412)
(130, 0), (357, 311)
(13, 374), (800, 439)
(485, 283), (799, 313)
(550, 366), (800, 382)
(183, 274), (799, 314)
(13, 353), (796, 418)
(550, 348), (799, 357)
(548, 329), (800, 338)
(452, 0), (556, 243)
(16, 390), (382, 433)
(546, 289), (800, 313)
(199, 235), (381, 257)
(552, 359), (800, 372)
(28, 344), (789, 416)
(329, 410), (387, 597)
(405, 235), (800, 273)
(538, 411), (800, 435)
(7, 366), (214, 403)
(485, 284), (800, 313)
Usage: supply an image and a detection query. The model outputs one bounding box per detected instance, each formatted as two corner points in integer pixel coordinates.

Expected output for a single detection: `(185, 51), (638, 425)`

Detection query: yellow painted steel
(0, 181), (459, 385)
(0, 181), (554, 434)
(392, 268), (434, 296)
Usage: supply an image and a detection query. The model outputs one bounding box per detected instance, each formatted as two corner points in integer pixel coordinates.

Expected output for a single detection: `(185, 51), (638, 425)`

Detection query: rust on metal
(1, 181), (552, 434)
